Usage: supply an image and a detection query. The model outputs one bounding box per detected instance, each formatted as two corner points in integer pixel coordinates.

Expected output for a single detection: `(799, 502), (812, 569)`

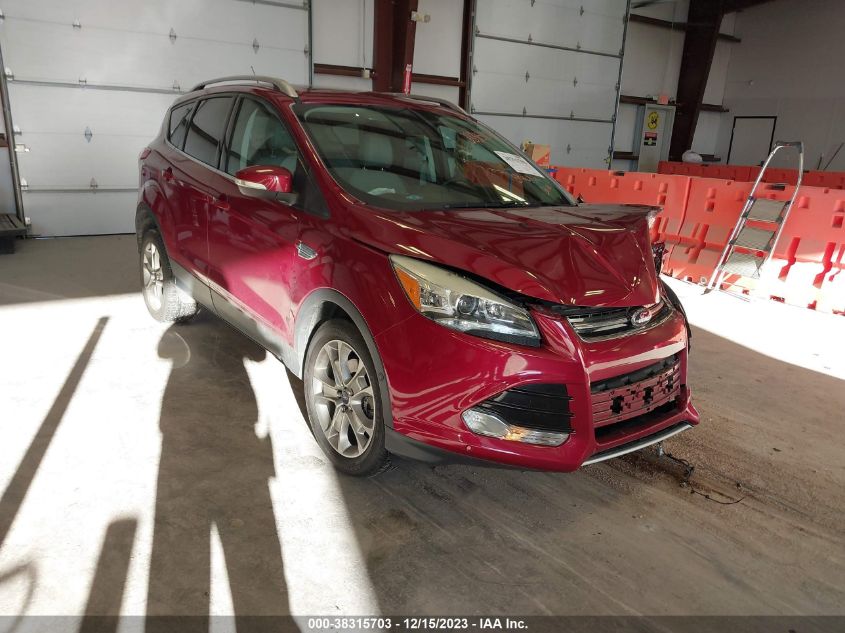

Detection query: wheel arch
(135, 203), (162, 247)
(294, 289), (395, 429)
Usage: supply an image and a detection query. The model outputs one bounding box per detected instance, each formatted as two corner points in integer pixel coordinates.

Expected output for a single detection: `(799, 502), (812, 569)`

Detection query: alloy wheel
(310, 339), (376, 458)
(142, 241), (165, 311)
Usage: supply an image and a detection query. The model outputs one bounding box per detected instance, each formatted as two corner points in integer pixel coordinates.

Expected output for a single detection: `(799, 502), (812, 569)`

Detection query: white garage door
(0, 0), (310, 236)
(469, 0), (628, 169)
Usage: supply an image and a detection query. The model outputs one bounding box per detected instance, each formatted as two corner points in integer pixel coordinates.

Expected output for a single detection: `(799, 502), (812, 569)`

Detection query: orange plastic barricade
(551, 168), (691, 244)
(760, 168), (799, 185)
(554, 167), (845, 314)
(775, 186), (845, 312)
(803, 171), (845, 190)
(816, 263), (845, 314)
(658, 162), (754, 182)
(655, 162), (703, 178)
(663, 179), (753, 284)
(657, 161), (674, 175)
(700, 164), (755, 182)
(659, 164), (845, 190)
(719, 185), (845, 312)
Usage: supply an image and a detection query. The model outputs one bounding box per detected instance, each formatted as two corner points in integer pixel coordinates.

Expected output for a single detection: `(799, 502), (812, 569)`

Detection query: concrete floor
(0, 236), (843, 622)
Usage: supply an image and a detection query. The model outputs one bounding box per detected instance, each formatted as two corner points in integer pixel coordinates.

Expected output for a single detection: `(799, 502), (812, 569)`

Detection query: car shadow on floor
(145, 315), (292, 630)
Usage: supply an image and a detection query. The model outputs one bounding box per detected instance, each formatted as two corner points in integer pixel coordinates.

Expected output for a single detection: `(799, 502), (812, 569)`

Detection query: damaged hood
(348, 203), (661, 308)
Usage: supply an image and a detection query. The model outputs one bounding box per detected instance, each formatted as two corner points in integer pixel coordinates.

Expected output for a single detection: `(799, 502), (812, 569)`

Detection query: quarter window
(225, 98), (299, 176)
(168, 102), (193, 149)
(183, 97), (234, 167)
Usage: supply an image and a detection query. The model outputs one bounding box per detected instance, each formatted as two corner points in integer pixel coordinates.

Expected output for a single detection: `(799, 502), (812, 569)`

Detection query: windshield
(294, 103), (575, 212)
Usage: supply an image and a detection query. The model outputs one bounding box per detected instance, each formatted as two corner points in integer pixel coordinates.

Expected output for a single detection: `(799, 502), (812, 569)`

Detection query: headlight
(390, 255), (540, 346)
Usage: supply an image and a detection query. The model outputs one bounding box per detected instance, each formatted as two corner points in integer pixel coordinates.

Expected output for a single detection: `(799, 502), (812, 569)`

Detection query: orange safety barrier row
(657, 161), (755, 183)
(658, 161), (845, 191)
(553, 165), (845, 315)
(552, 167), (691, 245)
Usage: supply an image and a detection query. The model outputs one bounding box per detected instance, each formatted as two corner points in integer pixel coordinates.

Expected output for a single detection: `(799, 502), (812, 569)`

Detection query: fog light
(461, 408), (569, 447)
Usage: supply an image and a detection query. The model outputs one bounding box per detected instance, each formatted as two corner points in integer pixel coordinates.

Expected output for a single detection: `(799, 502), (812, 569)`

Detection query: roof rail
(191, 75), (299, 98)
(385, 92), (467, 115)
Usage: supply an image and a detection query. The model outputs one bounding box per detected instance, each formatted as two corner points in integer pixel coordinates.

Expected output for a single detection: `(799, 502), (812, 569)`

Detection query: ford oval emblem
(630, 307), (653, 326)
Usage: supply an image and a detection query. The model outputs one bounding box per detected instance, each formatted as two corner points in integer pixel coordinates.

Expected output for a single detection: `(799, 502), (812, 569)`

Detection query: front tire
(139, 229), (198, 323)
(303, 320), (389, 476)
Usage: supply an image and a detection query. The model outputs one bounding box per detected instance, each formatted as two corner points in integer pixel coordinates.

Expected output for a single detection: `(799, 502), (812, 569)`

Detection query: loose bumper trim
(582, 421), (693, 466)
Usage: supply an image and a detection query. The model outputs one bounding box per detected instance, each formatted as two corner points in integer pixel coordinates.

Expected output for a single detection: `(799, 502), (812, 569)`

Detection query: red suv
(137, 76), (699, 476)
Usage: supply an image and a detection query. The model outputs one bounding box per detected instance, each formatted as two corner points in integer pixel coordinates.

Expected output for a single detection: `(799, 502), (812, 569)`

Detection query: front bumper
(375, 301), (700, 472)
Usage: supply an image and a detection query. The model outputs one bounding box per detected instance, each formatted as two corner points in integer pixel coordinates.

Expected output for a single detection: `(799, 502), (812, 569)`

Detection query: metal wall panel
(469, 0), (628, 169)
(413, 0), (464, 78)
(312, 0), (373, 70)
(0, 0), (309, 236)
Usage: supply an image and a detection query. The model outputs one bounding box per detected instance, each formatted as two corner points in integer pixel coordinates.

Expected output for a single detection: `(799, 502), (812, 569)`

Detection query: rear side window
(168, 102), (193, 149)
(183, 97), (234, 167)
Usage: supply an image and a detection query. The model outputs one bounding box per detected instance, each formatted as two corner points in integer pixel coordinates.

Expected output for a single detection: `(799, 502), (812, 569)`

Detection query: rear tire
(139, 229), (198, 323)
(303, 320), (389, 476)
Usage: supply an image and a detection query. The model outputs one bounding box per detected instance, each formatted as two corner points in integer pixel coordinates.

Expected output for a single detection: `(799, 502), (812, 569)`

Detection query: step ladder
(0, 213), (27, 254)
(705, 141), (804, 295)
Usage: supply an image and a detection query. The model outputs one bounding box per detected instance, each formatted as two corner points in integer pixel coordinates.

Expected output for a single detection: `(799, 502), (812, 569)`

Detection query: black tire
(139, 229), (198, 323)
(303, 320), (390, 476)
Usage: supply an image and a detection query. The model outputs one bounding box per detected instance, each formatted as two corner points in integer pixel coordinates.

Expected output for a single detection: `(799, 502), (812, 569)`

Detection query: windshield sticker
(368, 187), (396, 196)
(494, 151), (544, 177)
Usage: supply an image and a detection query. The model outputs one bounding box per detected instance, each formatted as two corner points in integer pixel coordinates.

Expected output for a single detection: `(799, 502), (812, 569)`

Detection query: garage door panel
(9, 85), (175, 137)
(1, 19), (308, 88)
(469, 0), (625, 172)
(473, 38), (575, 78)
(574, 51), (621, 79)
(0, 0), (310, 235)
(1, 0), (307, 50)
(570, 83), (618, 118)
(17, 134), (145, 188)
(168, 39), (309, 88)
(476, 0), (624, 55)
(23, 191), (136, 236)
(479, 115), (612, 169)
(472, 39), (617, 118)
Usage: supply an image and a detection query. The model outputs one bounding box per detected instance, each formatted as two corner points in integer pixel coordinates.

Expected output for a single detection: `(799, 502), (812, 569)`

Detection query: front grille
(478, 383), (572, 433)
(590, 355), (681, 428)
(542, 300), (672, 341)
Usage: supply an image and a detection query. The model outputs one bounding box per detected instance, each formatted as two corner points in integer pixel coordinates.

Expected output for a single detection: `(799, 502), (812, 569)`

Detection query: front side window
(183, 97), (234, 167)
(225, 98), (299, 177)
(294, 104), (574, 212)
(168, 102), (194, 149)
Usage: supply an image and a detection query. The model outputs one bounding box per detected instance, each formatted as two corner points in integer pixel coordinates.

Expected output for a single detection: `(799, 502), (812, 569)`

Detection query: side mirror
(234, 165), (297, 203)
